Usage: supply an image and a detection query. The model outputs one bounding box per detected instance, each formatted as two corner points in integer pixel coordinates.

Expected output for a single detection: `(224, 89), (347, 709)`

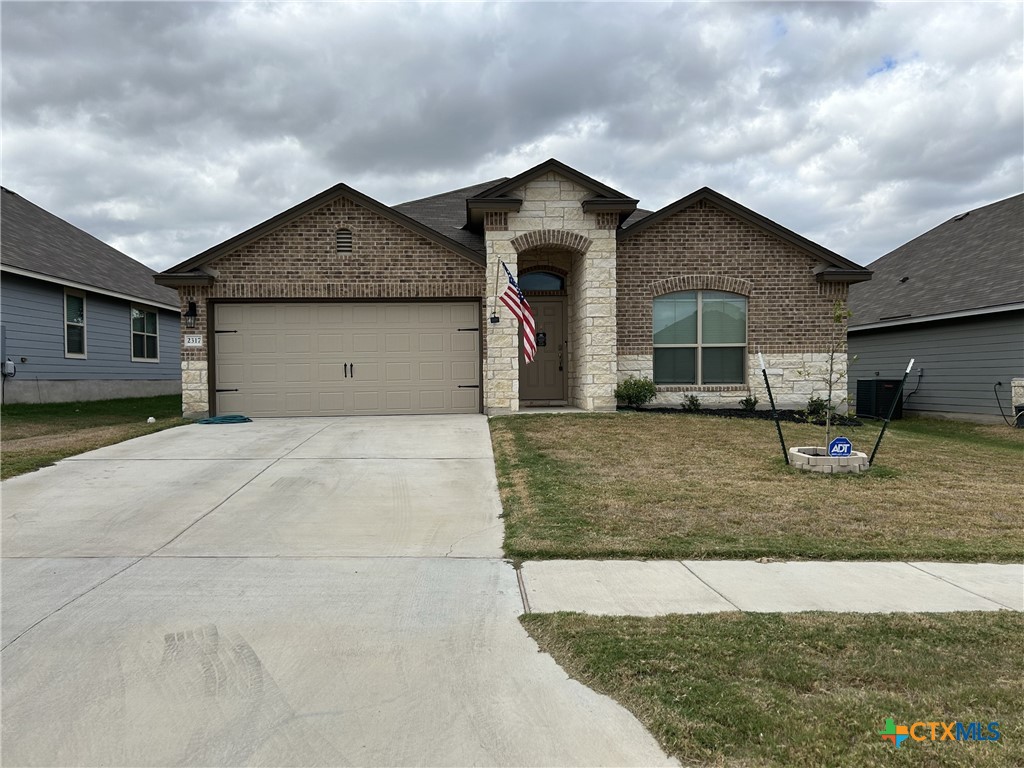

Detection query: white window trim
(130, 305), (160, 363)
(64, 288), (87, 359)
(653, 290), (748, 386)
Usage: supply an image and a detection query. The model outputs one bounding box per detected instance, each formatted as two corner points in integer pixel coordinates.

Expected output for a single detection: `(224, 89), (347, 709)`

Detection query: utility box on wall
(856, 379), (904, 420)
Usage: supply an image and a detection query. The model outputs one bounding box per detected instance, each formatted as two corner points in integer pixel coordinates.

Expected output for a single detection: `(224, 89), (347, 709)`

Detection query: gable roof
(158, 182), (486, 281)
(620, 186), (870, 281)
(473, 158), (637, 201)
(848, 193), (1024, 329)
(0, 187), (178, 310)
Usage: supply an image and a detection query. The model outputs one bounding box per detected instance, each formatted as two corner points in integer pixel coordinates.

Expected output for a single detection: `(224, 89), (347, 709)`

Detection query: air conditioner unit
(856, 379), (903, 420)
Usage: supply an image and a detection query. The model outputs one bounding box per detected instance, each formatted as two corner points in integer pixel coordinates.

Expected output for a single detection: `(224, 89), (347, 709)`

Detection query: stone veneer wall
(618, 352), (848, 410)
(483, 173), (617, 414)
(175, 194), (485, 418)
(616, 198), (849, 409)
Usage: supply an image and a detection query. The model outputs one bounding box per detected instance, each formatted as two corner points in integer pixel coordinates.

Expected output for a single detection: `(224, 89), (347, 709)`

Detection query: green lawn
(490, 412), (1023, 561)
(1, 395), (187, 479)
(523, 611), (1024, 767)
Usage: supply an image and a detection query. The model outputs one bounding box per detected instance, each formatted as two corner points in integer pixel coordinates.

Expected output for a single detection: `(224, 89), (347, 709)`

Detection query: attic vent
(336, 228), (353, 254)
(953, 212), (970, 221)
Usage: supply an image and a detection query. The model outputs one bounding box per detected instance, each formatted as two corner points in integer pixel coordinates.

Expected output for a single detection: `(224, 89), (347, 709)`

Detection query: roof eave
(154, 272), (216, 288)
(815, 269), (874, 284)
(848, 302), (1024, 332)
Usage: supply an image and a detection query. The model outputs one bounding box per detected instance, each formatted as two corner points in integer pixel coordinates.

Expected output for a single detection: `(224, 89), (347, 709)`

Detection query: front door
(520, 296), (567, 403)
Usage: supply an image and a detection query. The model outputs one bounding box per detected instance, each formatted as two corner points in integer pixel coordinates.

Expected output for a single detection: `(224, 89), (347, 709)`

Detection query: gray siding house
(1, 187), (181, 404)
(848, 193), (1024, 422)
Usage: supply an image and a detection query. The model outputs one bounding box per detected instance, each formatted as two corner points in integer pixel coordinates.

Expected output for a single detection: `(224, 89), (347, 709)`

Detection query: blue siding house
(848, 194), (1024, 422)
(1, 187), (181, 404)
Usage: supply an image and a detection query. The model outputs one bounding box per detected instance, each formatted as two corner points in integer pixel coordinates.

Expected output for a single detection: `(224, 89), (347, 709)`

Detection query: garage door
(213, 302), (480, 417)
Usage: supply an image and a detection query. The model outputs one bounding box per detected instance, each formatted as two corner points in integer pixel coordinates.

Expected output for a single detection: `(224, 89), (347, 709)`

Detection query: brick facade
(174, 195), (486, 417)
(165, 165), (864, 418)
(617, 199), (848, 357)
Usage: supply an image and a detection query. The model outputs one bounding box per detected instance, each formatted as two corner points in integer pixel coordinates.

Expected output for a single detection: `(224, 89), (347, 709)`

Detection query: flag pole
(490, 259), (502, 323)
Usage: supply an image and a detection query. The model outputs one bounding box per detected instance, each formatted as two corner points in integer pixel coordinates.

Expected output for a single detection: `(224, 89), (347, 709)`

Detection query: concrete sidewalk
(519, 560), (1024, 615)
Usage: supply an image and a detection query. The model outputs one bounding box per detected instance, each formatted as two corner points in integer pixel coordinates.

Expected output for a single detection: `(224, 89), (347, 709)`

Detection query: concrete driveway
(1, 415), (673, 767)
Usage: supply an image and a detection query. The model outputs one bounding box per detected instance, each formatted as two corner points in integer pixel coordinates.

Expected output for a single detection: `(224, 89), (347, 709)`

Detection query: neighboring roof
(159, 182), (487, 281)
(848, 193), (1024, 329)
(393, 178), (506, 254)
(621, 186), (871, 280)
(0, 187), (178, 309)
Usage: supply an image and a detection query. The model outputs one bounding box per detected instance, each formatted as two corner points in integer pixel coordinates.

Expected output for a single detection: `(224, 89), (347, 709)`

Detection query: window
(518, 271), (565, 292)
(131, 306), (159, 361)
(336, 228), (352, 254)
(64, 289), (86, 358)
(653, 291), (746, 385)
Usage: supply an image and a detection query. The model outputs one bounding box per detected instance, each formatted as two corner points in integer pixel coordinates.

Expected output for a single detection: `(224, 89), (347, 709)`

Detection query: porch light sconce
(489, 311), (500, 324)
(183, 300), (198, 329)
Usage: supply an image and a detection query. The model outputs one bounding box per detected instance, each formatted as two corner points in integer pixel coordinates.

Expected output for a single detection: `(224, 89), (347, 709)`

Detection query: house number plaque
(184, 335), (204, 348)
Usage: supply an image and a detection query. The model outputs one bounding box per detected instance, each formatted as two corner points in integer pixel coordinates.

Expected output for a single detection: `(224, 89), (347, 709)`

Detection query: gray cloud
(2, 1), (1021, 270)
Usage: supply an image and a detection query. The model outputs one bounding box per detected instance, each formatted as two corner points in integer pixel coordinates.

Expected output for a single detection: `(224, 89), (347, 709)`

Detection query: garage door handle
(216, 388), (239, 393)
(344, 363), (349, 378)
(214, 329), (238, 334)
(457, 328), (480, 332)
(350, 364), (355, 379)
(458, 385), (480, 389)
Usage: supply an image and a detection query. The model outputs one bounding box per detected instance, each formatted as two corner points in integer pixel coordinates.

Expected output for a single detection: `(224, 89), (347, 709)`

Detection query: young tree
(799, 300), (853, 449)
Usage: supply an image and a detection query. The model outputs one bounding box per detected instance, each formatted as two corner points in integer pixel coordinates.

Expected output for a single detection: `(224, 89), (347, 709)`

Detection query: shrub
(615, 376), (657, 408)
(739, 395), (759, 412)
(805, 395), (829, 420)
(683, 394), (702, 412)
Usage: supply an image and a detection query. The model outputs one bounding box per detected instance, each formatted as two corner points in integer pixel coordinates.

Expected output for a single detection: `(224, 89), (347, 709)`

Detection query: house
(1, 187), (181, 404)
(154, 159), (871, 419)
(847, 193), (1024, 422)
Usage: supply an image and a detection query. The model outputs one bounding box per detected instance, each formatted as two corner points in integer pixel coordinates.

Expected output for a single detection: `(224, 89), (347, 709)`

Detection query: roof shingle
(848, 193), (1024, 327)
(1, 187), (178, 308)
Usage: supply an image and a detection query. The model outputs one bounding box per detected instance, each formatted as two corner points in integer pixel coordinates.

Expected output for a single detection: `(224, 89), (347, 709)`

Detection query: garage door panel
(318, 392), (346, 413)
(352, 391), (380, 412)
(352, 334), (379, 353)
(284, 335), (311, 354)
(420, 390), (445, 410)
(450, 304), (478, 324)
(385, 362), (412, 382)
(418, 333), (444, 352)
(317, 334), (346, 353)
(250, 306), (278, 325)
(214, 302), (480, 416)
(417, 305), (444, 324)
(319, 363), (346, 382)
(419, 362), (444, 381)
(451, 361), (477, 382)
(451, 332), (477, 353)
(250, 335), (277, 354)
(284, 392), (313, 415)
(384, 334), (411, 353)
(352, 306), (379, 324)
(251, 364), (278, 383)
(452, 389), (478, 410)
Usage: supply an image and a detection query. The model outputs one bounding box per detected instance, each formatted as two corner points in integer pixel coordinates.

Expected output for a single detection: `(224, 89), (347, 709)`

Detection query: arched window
(653, 291), (747, 384)
(518, 271), (564, 292)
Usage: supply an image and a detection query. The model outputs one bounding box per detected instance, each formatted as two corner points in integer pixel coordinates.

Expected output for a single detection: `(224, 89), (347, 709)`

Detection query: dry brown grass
(1, 395), (187, 479)
(492, 412), (1023, 561)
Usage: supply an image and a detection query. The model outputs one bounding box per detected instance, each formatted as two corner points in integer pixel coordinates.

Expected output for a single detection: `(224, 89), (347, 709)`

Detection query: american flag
(499, 261), (536, 363)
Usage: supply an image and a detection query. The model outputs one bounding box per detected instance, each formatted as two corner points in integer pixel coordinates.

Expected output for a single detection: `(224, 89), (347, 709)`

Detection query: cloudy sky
(2, 1), (1021, 271)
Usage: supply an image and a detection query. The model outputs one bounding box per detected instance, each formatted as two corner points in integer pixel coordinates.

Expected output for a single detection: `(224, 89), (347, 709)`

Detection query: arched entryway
(519, 269), (568, 404)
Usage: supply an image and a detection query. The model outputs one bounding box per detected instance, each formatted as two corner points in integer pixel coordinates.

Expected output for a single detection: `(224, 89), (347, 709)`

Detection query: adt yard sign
(828, 437), (853, 457)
